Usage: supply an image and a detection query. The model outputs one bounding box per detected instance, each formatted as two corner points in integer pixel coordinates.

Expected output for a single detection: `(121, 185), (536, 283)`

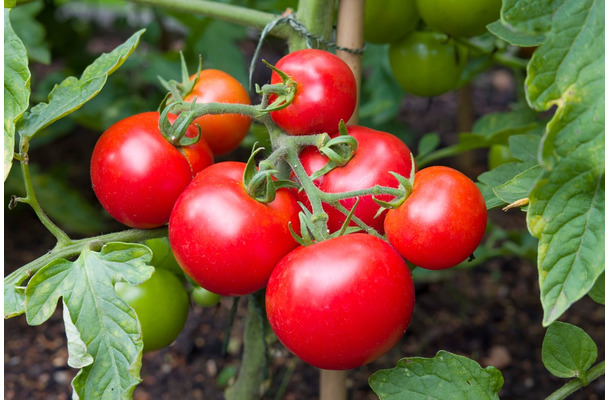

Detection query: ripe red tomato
(296, 125), (415, 234)
(183, 69), (252, 156)
(385, 166), (487, 270)
(265, 233), (415, 370)
(269, 49), (357, 135)
(168, 161), (301, 296)
(389, 31), (467, 97)
(115, 267), (189, 352)
(90, 111), (213, 229)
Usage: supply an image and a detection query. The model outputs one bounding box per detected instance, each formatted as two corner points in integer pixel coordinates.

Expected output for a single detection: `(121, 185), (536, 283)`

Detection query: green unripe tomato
(389, 31), (467, 97)
(144, 237), (182, 275)
(416, 0), (502, 38)
(116, 268), (189, 352)
(364, 0), (420, 44)
(488, 144), (518, 170)
(191, 286), (222, 307)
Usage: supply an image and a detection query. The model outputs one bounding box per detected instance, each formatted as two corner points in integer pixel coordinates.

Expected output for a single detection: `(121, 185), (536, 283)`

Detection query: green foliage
(24, 242), (153, 399)
(17, 29), (145, 140)
(369, 351), (504, 399)
(487, 0), (605, 326)
(542, 321), (598, 380)
(4, 8), (31, 180)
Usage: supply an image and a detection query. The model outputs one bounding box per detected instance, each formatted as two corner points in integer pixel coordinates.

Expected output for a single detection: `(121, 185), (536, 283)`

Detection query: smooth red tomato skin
(168, 162), (301, 296)
(269, 49), (357, 136)
(90, 112), (213, 229)
(184, 69), (252, 156)
(296, 126), (415, 234)
(266, 233), (415, 370)
(385, 166), (487, 270)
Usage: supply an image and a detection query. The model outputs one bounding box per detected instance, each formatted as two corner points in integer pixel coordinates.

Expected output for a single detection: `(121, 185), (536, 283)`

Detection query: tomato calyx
(372, 155), (416, 213)
(158, 52), (202, 103)
(256, 60), (298, 113)
(158, 103), (203, 147)
(242, 145), (298, 204)
(310, 121), (358, 180)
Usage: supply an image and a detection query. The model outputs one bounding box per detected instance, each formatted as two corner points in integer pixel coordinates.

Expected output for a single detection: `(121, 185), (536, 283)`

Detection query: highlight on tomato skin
(265, 233), (415, 370)
(268, 49), (357, 136)
(384, 166), (488, 270)
(168, 161), (301, 297)
(90, 111), (214, 229)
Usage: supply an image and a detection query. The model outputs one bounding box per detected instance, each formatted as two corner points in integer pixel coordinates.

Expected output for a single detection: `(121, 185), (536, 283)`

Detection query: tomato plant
(363, 0), (419, 44)
(168, 161), (301, 296)
(389, 31), (467, 97)
(269, 49), (357, 135)
(265, 233), (415, 370)
(115, 267), (190, 352)
(183, 69), (252, 156)
(416, 0), (502, 38)
(385, 166), (487, 270)
(90, 111), (214, 229)
(296, 125), (415, 234)
(4, 0), (604, 399)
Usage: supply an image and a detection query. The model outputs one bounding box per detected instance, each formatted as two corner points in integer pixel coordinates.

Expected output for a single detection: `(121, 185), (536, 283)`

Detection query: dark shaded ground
(4, 68), (605, 399)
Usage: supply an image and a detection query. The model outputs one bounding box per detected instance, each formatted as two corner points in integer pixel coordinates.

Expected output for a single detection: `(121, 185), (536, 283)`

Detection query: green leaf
(541, 321), (598, 380)
(4, 8), (31, 181)
(24, 242), (153, 399)
(3, 268), (30, 318)
(492, 164), (543, 205)
(587, 272), (604, 304)
(17, 29), (145, 140)
(487, 20), (545, 47)
(527, 154), (604, 325)
(369, 351), (504, 400)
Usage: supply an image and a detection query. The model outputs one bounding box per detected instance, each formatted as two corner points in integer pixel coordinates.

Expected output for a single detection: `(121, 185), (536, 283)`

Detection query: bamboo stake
(319, 1), (365, 399)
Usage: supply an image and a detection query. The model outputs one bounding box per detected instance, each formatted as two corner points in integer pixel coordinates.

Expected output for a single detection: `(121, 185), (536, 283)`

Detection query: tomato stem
(15, 136), (72, 246)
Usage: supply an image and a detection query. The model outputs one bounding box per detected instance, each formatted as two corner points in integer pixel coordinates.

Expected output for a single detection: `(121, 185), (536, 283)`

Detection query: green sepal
(157, 100), (202, 147)
(242, 146), (279, 204)
(157, 52), (202, 102)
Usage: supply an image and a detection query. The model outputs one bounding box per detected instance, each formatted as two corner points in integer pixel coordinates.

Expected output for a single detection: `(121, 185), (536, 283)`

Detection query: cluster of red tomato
(365, 0), (502, 97)
(89, 48), (487, 369)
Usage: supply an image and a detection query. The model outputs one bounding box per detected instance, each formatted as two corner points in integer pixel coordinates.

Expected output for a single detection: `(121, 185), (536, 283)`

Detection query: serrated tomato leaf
(24, 242), (153, 400)
(17, 29), (145, 140)
(499, 0), (605, 326)
(369, 350), (504, 400)
(542, 321), (598, 379)
(4, 8), (31, 181)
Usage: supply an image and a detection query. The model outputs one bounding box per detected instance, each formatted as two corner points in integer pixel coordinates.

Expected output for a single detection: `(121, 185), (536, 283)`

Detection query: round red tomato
(183, 69), (252, 156)
(90, 111), (213, 229)
(385, 166), (487, 270)
(269, 49), (357, 136)
(265, 233), (415, 370)
(168, 161), (300, 296)
(296, 125), (415, 234)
